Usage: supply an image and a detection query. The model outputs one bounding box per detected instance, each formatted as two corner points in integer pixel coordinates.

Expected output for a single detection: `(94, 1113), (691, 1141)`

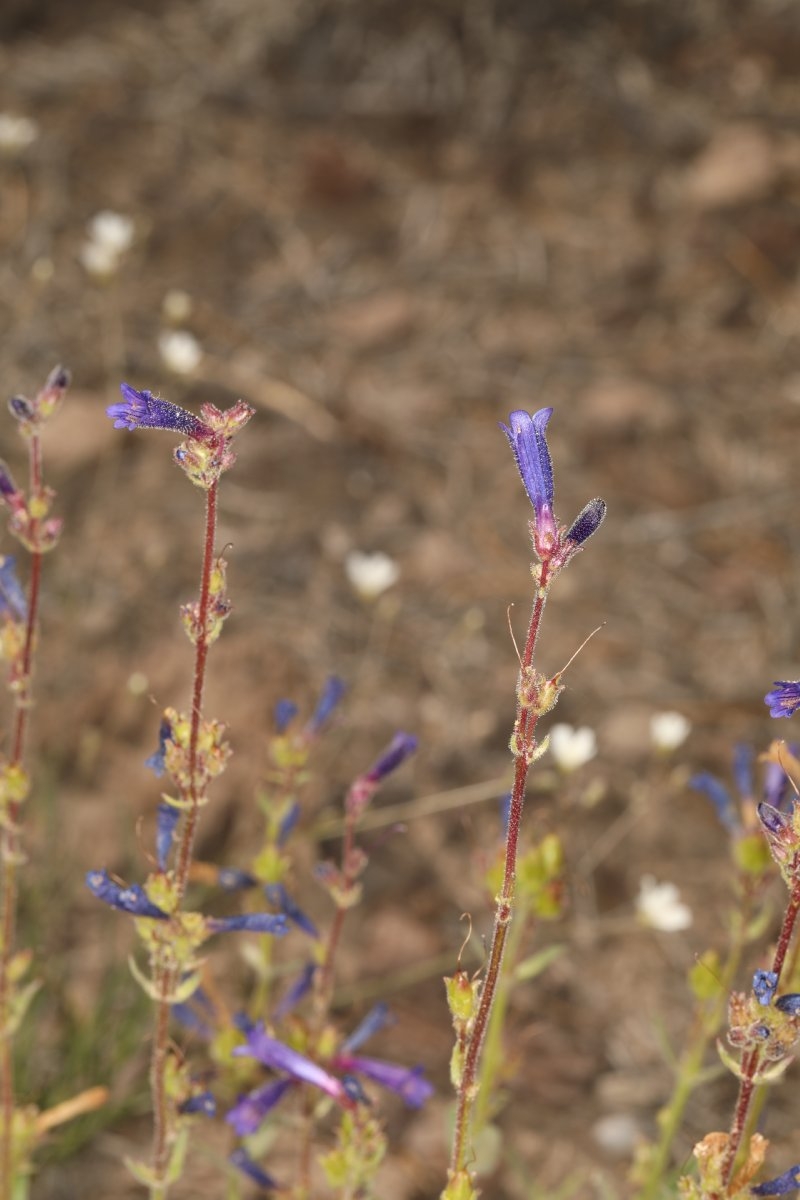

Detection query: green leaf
(514, 944), (566, 983)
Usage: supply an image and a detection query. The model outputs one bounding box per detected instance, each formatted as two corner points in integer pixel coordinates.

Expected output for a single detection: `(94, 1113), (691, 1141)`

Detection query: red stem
(448, 562), (551, 1179)
(150, 478), (218, 1190)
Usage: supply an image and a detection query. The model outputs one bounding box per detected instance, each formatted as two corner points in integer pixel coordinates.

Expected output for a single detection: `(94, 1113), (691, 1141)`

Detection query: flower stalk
(0, 367), (68, 1200)
(443, 408), (605, 1197)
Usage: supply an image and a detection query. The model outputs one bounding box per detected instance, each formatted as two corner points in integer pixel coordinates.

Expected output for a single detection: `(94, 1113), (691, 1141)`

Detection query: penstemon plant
(442, 408), (606, 1200)
(0, 368), (108, 1200)
(86, 383), (266, 1197)
(88, 381), (431, 1199)
(674, 697), (800, 1196)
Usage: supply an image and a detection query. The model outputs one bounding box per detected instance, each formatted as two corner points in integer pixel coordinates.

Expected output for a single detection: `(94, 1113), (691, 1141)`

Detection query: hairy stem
(150, 479), (218, 1194)
(447, 563), (551, 1183)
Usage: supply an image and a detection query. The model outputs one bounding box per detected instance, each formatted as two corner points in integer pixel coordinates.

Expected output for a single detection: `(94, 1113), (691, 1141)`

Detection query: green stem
(636, 909), (748, 1200)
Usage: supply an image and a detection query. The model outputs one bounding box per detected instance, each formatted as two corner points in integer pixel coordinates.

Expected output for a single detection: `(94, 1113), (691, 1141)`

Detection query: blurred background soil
(3, 1), (800, 1196)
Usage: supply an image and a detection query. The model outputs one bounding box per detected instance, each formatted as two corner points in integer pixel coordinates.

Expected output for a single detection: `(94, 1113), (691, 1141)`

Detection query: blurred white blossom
(158, 330), (202, 375)
(345, 551), (399, 600)
(80, 210), (134, 277)
(162, 289), (193, 323)
(650, 711), (691, 752)
(636, 876), (692, 932)
(548, 724), (597, 772)
(0, 113), (39, 154)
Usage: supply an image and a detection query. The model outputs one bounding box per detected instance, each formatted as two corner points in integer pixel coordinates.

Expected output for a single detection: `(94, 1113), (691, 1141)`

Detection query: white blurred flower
(345, 550), (399, 600)
(636, 876), (692, 932)
(650, 711), (691, 752)
(158, 330), (202, 375)
(592, 1113), (641, 1157)
(80, 210), (134, 277)
(162, 289), (193, 323)
(0, 113), (39, 154)
(87, 211), (134, 254)
(548, 724), (597, 772)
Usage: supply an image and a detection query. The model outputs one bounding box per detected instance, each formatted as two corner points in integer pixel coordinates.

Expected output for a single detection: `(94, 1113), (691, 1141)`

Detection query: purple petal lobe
(765, 681), (800, 719)
(775, 993), (800, 1015)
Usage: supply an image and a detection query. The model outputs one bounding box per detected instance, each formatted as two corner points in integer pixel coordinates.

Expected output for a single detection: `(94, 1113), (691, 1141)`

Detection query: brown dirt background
(3, 1), (800, 1197)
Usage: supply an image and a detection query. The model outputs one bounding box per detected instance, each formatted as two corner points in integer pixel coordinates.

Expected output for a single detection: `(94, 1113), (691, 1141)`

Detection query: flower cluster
(107, 383), (254, 489)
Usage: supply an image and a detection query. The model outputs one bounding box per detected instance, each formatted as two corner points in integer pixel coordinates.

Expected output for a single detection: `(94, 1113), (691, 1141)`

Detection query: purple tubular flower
(172, 995), (214, 1040)
(226, 1078), (293, 1136)
(274, 962), (316, 1019)
(274, 699), (298, 733)
(233, 1026), (348, 1103)
(217, 867), (257, 892)
(500, 409), (557, 543)
(108, 383), (214, 440)
(341, 1002), (392, 1053)
(145, 717), (173, 778)
(0, 557), (27, 622)
(206, 913), (288, 936)
(564, 498), (607, 547)
(156, 803), (180, 871)
(775, 993), (800, 1016)
(734, 743), (755, 800)
(85, 870), (169, 919)
(333, 1054), (433, 1109)
(752, 1163), (800, 1195)
(764, 760), (792, 811)
(229, 1147), (278, 1190)
(765, 682), (800, 719)
(276, 800), (301, 848)
(500, 791), (512, 840)
(265, 883), (318, 938)
(308, 675), (346, 733)
(0, 462), (20, 503)
(689, 773), (739, 835)
(364, 732), (419, 784)
(179, 1091), (216, 1116)
(233, 1010), (257, 1036)
(753, 970), (779, 1006)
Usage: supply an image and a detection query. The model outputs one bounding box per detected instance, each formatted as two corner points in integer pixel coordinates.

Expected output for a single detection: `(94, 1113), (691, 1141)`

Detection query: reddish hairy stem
(0, 433), (45, 1200)
(448, 563), (551, 1180)
(150, 478), (218, 1189)
(719, 884), (800, 1190)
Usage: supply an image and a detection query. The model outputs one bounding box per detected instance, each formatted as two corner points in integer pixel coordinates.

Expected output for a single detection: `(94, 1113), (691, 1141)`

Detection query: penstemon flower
(765, 681), (800, 719)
